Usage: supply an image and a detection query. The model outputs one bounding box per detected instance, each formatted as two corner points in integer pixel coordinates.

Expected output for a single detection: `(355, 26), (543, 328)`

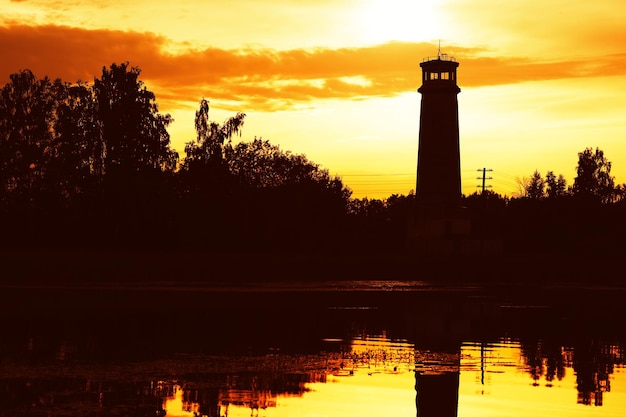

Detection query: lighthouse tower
(417, 51), (461, 207)
(411, 49), (469, 249)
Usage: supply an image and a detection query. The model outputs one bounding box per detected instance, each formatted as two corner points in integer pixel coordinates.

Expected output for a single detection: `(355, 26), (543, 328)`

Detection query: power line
(339, 173), (413, 177)
(491, 178), (519, 190)
(492, 170), (522, 181)
(338, 173), (415, 195)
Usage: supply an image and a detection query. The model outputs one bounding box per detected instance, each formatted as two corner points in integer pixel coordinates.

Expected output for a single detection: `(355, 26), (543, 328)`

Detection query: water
(1, 281), (625, 416)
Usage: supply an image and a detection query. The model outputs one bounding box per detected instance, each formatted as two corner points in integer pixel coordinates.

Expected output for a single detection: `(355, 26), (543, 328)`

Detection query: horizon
(2, 0), (626, 199)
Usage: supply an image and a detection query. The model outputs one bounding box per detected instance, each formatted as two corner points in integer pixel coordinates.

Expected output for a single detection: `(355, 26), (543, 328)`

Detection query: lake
(1, 280), (625, 416)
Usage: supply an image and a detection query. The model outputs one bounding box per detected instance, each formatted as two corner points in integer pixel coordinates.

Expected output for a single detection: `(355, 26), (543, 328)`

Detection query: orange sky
(2, 0), (626, 198)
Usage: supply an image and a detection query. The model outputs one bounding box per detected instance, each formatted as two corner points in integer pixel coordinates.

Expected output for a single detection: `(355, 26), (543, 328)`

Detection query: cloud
(1, 23), (624, 112)
(0, 22), (167, 82)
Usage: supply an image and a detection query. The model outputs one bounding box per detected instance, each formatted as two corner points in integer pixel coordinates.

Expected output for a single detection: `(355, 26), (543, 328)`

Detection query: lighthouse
(416, 52), (461, 207)
(410, 49), (470, 249)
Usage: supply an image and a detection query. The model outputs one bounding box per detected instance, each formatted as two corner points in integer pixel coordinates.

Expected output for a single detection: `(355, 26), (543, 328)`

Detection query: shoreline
(0, 248), (620, 285)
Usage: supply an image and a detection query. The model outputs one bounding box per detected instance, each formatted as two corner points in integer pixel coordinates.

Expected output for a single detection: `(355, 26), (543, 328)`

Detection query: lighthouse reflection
(414, 348), (460, 417)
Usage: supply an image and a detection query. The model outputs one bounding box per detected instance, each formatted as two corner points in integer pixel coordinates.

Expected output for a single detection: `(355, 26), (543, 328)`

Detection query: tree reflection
(573, 340), (622, 406)
(519, 337), (624, 406)
(520, 339), (567, 387)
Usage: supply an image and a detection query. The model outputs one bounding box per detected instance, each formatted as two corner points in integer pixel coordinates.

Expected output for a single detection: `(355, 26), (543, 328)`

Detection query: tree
(180, 100), (246, 206)
(613, 184), (626, 204)
(514, 176), (530, 198)
(224, 138), (351, 251)
(545, 171), (568, 198)
(183, 99), (245, 173)
(227, 138), (346, 193)
(179, 102), (352, 250)
(91, 63), (181, 244)
(226, 138), (351, 216)
(525, 170), (545, 200)
(573, 147), (615, 203)
(0, 70), (103, 243)
(94, 62), (178, 176)
(184, 105), (347, 199)
(0, 70), (55, 205)
(48, 80), (102, 200)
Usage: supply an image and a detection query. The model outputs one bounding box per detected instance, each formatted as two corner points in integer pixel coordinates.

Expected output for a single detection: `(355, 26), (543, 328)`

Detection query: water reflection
(1, 283), (626, 416)
(2, 340), (625, 417)
(459, 340), (626, 417)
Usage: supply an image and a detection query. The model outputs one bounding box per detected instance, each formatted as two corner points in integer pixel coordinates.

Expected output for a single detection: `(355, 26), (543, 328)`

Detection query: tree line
(515, 147), (624, 203)
(462, 147), (626, 255)
(2, 63), (626, 255)
(343, 145), (626, 256)
(0, 64), (352, 251)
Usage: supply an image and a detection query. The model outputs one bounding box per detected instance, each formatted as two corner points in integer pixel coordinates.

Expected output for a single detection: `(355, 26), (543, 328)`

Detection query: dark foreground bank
(0, 248), (622, 285)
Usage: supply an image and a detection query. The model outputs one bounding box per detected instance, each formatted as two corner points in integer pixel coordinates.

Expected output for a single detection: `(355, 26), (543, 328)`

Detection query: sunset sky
(2, 0), (626, 198)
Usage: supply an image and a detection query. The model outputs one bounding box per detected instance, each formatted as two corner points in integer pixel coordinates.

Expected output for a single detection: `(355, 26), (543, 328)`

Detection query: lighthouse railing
(422, 54), (456, 63)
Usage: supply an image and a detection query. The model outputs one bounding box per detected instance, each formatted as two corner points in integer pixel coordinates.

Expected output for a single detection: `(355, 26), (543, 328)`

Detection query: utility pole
(476, 168), (493, 193)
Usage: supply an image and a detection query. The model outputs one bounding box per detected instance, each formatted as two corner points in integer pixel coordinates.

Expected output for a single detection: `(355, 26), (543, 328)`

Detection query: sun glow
(359, 0), (445, 43)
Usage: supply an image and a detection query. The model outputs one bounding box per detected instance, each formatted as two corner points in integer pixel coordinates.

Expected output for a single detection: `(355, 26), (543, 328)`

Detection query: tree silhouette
(184, 99), (246, 168)
(178, 100), (352, 251)
(175, 101), (247, 248)
(0, 71), (54, 205)
(227, 138), (346, 194)
(224, 138), (351, 251)
(545, 171), (567, 199)
(89, 63), (180, 244)
(525, 170), (545, 200)
(47, 81), (103, 201)
(573, 147), (615, 203)
(181, 99), (245, 198)
(94, 62), (178, 176)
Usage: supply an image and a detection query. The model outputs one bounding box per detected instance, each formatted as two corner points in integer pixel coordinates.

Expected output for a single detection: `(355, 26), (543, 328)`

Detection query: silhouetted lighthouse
(417, 52), (460, 207)
(410, 49), (469, 250)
